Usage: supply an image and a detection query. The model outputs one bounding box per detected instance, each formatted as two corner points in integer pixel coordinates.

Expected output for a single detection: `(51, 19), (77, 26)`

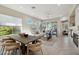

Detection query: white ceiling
(2, 4), (75, 20)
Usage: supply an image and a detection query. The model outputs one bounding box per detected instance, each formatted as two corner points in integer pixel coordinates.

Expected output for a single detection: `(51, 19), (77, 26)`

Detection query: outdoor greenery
(0, 26), (14, 36)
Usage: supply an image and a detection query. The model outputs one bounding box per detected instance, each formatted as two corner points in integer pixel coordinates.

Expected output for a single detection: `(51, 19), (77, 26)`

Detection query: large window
(0, 14), (22, 36)
(0, 26), (21, 36)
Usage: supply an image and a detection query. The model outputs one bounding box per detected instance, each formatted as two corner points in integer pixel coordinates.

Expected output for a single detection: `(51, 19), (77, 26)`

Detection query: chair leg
(19, 48), (22, 55)
(40, 48), (43, 55)
(9, 50), (13, 55)
(27, 45), (29, 55)
(3, 49), (6, 55)
(6, 51), (9, 55)
(0, 46), (4, 55)
(13, 49), (17, 55)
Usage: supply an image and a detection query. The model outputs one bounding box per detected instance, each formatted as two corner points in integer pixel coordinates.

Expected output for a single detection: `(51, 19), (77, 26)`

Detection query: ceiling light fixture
(32, 6), (36, 9)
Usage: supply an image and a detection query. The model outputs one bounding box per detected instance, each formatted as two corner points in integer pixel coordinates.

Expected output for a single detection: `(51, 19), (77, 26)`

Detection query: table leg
(20, 43), (26, 55)
(27, 43), (29, 55)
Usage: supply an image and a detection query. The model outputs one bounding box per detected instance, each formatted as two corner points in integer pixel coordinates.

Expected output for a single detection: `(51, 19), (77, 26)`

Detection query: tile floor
(40, 36), (79, 55)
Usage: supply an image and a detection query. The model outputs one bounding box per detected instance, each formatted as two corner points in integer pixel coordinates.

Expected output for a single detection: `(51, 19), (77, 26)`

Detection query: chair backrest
(28, 41), (42, 52)
(3, 42), (18, 46)
(5, 43), (20, 51)
(4, 40), (16, 43)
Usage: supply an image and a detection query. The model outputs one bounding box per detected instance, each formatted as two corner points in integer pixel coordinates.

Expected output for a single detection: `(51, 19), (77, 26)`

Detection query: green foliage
(0, 26), (14, 36)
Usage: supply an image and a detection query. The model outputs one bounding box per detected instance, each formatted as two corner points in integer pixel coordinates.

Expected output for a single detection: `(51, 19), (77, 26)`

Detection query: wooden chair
(3, 37), (16, 43)
(0, 39), (4, 55)
(28, 40), (43, 55)
(3, 43), (20, 55)
(0, 37), (16, 54)
(2, 37), (20, 55)
(3, 40), (16, 43)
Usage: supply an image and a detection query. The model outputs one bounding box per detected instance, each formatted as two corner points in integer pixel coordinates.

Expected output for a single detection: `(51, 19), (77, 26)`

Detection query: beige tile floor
(35, 36), (79, 55)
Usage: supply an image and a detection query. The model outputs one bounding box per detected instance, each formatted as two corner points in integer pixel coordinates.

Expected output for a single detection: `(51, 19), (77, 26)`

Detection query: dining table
(8, 34), (42, 55)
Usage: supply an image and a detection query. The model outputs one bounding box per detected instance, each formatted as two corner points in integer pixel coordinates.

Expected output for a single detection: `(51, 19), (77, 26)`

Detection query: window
(0, 14), (22, 36)
(0, 26), (21, 36)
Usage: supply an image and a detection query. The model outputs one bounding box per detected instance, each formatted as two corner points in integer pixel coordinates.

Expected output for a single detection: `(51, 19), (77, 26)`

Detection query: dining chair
(3, 43), (20, 55)
(2, 37), (20, 55)
(28, 40), (43, 55)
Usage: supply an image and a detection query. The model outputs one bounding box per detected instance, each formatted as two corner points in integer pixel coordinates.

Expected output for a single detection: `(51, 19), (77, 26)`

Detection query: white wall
(68, 6), (79, 31)
(21, 18), (32, 35)
(75, 6), (79, 46)
(57, 20), (63, 37)
(21, 17), (41, 35)
(69, 5), (79, 31)
(75, 6), (79, 30)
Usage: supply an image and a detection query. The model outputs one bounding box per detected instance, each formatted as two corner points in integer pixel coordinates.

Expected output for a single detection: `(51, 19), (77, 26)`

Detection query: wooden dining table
(9, 34), (42, 55)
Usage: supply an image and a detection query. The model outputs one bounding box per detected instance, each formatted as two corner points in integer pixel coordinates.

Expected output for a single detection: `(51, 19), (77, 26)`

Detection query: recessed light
(32, 6), (36, 9)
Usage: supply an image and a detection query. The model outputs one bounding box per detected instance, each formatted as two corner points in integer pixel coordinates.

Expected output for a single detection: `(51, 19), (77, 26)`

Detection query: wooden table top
(9, 34), (41, 44)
